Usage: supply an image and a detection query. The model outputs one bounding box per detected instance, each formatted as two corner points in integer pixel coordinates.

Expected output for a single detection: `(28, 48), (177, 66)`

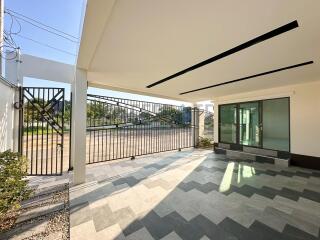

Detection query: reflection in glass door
(219, 104), (237, 143)
(262, 98), (289, 151)
(239, 102), (261, 147)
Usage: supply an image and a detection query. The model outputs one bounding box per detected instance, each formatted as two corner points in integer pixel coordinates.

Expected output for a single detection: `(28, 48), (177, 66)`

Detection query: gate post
(5, 50), (22, 152)
(71, 69), (87, 185)
(199, 111), (205, 138)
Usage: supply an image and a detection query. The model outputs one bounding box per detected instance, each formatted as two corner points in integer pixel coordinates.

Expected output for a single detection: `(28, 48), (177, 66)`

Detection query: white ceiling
(77, 0), (320, 102)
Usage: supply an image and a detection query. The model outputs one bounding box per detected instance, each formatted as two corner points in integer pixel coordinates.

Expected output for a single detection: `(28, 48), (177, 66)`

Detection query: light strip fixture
(179, 61), (314, 95)
(146, 20), (299, 88)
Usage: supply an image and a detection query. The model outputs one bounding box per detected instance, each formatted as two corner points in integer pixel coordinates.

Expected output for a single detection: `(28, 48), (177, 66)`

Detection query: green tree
(87, 103), (127, 126)
(156, 107), (184, 125)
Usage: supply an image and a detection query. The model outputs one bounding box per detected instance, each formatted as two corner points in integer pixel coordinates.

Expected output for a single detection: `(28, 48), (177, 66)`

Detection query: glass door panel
(239, 102), (261, 147)
(262, 98), (289, 151)
(219, 104), (237, 143)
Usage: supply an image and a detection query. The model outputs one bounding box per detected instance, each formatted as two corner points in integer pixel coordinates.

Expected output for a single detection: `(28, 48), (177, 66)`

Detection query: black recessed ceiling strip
(179, 61), (314, 95)
(146, 20), (299, 88)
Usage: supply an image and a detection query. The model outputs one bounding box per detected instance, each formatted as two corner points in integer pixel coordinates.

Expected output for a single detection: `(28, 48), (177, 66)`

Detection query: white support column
(199, 111), (205, 138)
(71, 68), (87, 185)
(5, 50), (22, 152)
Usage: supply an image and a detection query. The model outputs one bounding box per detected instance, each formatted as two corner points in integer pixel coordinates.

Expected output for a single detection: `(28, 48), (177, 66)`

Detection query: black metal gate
(86, 94), (195, 164)
(20, 87), (65, 175)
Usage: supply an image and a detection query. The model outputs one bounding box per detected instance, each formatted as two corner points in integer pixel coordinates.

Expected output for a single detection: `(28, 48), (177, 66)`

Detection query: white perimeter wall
(213, 80), (320, 158)
(0, 81), (16, 152)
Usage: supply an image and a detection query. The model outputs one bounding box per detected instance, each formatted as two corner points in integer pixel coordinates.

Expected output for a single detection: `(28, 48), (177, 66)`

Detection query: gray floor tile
(283, 224), (320, 240)
(65, 150), (320, 240)
(218, 217), (260, 240)
(70, 202), (92, 228)
(302, 189), (320, 203)
(190, 215), (238, 240)
(140, 211), (173, 240)
(250, 221), (297, 240)
(263, 207), (319, 237)
(163, 212), (204, 240)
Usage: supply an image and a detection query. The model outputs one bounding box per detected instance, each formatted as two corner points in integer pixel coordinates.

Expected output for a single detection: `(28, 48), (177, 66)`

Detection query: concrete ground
(68, 149), (320, 240)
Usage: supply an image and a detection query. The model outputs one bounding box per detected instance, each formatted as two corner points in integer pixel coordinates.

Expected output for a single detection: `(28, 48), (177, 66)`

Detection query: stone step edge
(215, 147), (290, 167)
(28, 183), (69, 200)
(16, 203), (66, 225)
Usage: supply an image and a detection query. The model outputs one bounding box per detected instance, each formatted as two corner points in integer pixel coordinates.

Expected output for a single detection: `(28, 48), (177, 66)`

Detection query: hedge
(0, 151), (32, 226)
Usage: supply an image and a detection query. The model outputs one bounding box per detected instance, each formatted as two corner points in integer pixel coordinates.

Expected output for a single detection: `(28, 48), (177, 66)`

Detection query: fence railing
(86, 94), (195, 163)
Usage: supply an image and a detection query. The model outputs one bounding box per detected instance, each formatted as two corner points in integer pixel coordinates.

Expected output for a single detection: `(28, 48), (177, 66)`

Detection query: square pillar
(71, 69), (87, 185)
(5, 50), (22, 152)
(199, 111), (205, 138)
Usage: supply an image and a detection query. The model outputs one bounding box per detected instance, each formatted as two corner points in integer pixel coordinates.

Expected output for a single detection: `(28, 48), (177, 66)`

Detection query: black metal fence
(86, 94), (195, 163)
(19, 89), (212, 172)
(21, 87), (65, 175)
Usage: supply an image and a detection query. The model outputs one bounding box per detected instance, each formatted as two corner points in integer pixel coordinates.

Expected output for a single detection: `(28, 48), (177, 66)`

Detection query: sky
(4, 0), (212, 109)
(5, 0), (82, 64)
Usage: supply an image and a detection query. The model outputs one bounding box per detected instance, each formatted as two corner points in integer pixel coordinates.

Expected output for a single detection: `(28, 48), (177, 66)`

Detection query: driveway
(69, 149), (320, 240)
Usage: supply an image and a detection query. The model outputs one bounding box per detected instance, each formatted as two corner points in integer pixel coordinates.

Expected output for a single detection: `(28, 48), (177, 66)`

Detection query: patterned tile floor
(69, 149), (320, 240)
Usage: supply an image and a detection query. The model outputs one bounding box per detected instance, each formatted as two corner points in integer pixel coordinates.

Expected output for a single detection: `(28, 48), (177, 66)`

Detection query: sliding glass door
(239, 102), (261, 147)
(219, 98), (290, 152)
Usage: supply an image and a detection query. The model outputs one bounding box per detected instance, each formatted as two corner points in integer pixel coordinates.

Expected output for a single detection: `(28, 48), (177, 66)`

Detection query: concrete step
(16, 202), (65, 224)
(30, 183), (68, 199)
(0, 218), (48, 240)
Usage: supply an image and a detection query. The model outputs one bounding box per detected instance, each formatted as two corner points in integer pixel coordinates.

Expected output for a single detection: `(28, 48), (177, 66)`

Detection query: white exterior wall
(0, 51), (21, 152)
(213, 80), (320, 158)
(0, 81), (16, 152)
(20, 54), (74, 84)
(199, 112), (205, 138)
